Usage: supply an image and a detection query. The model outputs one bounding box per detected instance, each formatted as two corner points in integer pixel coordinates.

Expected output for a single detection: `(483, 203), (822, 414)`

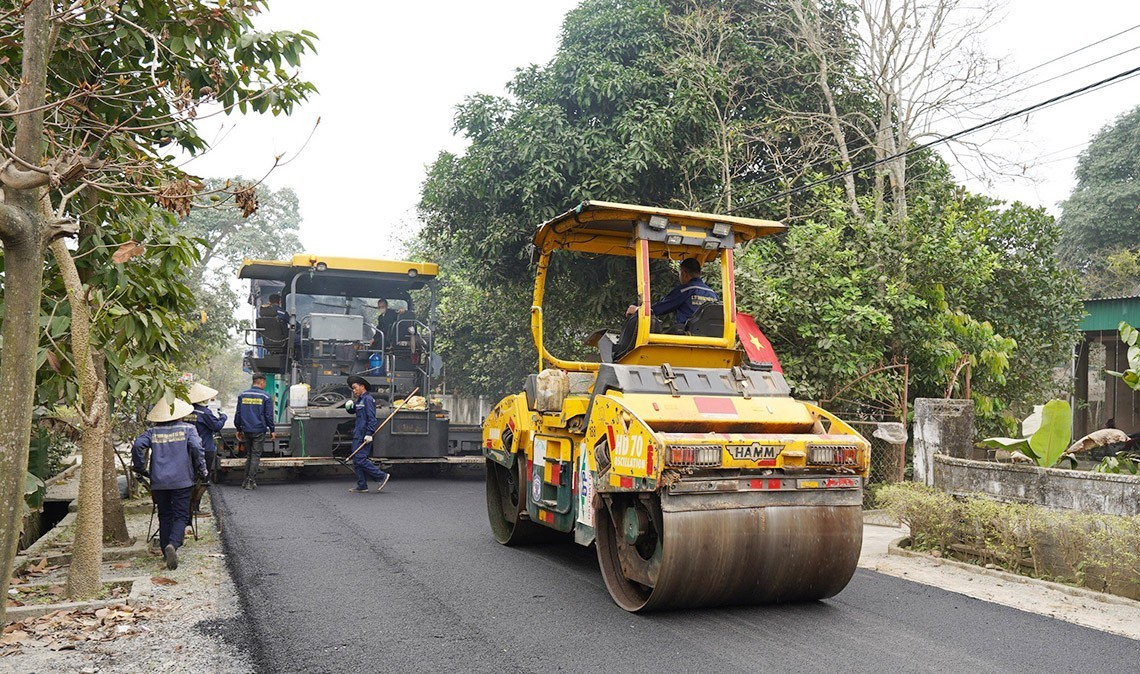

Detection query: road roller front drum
(596, 489), (864, 612)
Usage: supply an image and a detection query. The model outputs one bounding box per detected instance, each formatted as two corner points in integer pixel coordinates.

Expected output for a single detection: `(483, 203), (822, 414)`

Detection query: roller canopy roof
(532, 201), (785, 260)
(239, 255), (438, 297)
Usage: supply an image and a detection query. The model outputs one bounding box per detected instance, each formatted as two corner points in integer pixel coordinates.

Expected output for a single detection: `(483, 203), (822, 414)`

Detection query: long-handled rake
(339, 386), (421, 465)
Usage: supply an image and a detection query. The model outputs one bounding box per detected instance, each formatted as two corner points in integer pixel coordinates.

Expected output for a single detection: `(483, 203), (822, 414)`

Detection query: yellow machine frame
(484, 201), (871, 612)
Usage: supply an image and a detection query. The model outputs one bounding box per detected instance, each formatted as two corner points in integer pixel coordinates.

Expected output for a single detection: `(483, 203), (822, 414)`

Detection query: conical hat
(187, 382), (219, 404)
(146, 398), (194, 423)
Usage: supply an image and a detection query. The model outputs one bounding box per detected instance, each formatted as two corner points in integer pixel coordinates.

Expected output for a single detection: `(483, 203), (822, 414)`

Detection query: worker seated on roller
(625, 257), (718, 326)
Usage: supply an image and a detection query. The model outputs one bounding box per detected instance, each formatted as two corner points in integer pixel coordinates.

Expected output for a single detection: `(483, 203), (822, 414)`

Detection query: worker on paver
(346, 374), (390, 493)
(185, 381), (227, 513)
(132, 398), (207, 571)
(235, 373), (275, 491)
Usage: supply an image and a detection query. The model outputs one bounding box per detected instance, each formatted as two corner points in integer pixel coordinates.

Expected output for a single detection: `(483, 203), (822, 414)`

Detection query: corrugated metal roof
(1080, 296), (1140, 332)
(1084, 295), (1140, 302)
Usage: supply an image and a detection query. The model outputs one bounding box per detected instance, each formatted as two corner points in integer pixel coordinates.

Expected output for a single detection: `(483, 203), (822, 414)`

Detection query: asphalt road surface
(214, 472), (1140, 673)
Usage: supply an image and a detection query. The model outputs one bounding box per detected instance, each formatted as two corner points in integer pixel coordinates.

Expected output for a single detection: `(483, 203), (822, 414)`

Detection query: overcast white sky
(184, 0), (1140, 261)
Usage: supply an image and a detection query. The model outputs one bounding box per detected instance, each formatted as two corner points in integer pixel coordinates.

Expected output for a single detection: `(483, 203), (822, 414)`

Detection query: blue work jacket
(235, 387), (275, 434)
(132, 421), (207, 490)
(651, 278), (719, 324)
(187, 404), (227, 454)
(353, 392), (378, 446)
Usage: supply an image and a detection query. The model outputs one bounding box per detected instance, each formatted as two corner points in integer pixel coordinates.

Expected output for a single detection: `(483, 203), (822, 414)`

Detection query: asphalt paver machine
(482, 202), (871, 611)
(218, 255), (465, 477)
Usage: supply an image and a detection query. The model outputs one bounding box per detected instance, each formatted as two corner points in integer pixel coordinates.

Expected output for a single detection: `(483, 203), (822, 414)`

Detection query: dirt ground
(2, 492), (255, 673)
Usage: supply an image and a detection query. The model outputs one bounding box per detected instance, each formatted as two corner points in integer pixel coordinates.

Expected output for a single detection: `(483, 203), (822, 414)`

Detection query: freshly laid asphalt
(214, 472), (1140, 673)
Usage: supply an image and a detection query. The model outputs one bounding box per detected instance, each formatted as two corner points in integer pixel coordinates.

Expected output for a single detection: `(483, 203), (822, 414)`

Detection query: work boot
(163, 544), (179, 570)
(375, 474), (390, 493)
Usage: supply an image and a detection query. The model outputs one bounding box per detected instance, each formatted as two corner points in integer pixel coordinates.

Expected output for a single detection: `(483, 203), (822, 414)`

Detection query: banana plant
(979, 399), (1129, 468)
(1106, 322), (1140, 391)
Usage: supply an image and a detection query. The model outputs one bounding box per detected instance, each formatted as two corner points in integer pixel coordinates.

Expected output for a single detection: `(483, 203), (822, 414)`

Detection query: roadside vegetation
(0, 1), (315, 624)
(415, 0), (1084, 437)
(879, 483), (1140, 600)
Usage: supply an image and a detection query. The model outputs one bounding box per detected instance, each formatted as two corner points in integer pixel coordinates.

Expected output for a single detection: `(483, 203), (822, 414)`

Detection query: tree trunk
(51, 239), (106, 600)
(0, 0), (52, 627)
(788, 0), (864, 220)
(0, 225), (48, 624)
(96, 354), (130, 545)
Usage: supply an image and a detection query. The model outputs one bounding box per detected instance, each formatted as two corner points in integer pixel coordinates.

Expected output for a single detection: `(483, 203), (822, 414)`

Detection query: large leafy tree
(1059, 105), (1140, 295)
(740, 168), (1081, 432)
(177, 177), (304, 371)
(418, 0), (847, 397)
(0, 1), (314, 618)
(34, 201), (204, 551)
(418, 0), (1083, 431)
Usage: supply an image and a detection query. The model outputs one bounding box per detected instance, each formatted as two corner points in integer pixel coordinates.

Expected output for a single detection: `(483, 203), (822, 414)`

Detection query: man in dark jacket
(625, 257), (718, 325)
(132, 398), (207, 570)
(185, 381), (227, 513)
(346, 375), (390, 493)
(235, 374), (275, 491)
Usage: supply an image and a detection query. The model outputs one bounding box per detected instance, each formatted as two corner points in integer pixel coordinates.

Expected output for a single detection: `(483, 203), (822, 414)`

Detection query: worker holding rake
(346, 375), (391, 493)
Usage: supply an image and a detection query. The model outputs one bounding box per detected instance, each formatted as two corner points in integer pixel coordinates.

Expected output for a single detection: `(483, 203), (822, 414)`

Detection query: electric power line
(728, 63), (1140, 215)
(694, 23), (1140, 212)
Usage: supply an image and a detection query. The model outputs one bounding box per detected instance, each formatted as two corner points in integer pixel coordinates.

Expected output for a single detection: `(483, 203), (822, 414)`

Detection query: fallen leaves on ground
(0, 604), (154, 656)
(150, 577), (178, 586)
(11, 558), (62, 583)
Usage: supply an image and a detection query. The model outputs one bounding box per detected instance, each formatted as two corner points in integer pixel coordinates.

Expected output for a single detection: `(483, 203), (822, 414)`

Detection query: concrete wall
(913, 398), (977, 485)
(934, 454), (1140, 517)
(437, 394), (491, 425)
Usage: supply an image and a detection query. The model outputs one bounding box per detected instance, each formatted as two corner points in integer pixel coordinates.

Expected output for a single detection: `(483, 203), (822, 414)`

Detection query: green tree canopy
(0, 0), (315, 618)
(418, 0), (856, 398)
(418, 0), (1083, 437)
(1059, 105), (1140, 276)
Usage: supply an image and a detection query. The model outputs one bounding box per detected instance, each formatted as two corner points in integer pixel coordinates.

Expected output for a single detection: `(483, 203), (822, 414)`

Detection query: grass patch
(878, 483), (1140, 599)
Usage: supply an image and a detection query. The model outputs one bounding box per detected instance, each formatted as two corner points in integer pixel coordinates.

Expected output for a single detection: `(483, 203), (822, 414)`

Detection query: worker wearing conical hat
(132, 397), (207, 571)
(184, 382), (227, 515)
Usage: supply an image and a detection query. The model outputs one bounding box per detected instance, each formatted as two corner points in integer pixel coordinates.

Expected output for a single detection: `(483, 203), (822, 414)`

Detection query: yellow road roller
(483, 201), (870, 611)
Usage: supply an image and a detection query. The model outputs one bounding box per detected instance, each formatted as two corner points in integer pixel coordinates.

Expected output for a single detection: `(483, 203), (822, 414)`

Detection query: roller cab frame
(483, 201), (871, 611)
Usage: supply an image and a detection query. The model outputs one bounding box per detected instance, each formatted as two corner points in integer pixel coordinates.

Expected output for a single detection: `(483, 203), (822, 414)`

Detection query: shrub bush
(876, 482), (1140, 599)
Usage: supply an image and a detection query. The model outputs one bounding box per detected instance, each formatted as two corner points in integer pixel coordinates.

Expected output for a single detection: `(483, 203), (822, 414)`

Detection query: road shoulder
(860, 520), (1140, 641)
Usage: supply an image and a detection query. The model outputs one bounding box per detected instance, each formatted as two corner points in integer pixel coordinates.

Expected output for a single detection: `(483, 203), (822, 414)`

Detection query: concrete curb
(862, 509), (901, 527)
(888, 536), (1140, 609)
(13, 541), (150, 575)
(4, 576), (149, 623)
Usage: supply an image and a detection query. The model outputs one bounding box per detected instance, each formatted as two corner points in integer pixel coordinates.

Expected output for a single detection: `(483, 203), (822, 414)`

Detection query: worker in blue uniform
(185, 381), (227, 513)
(235, 373), (275, 491)
(132, 397), (207, 570)
(626, 257), (718, 325)
(346, 374), (390, 493)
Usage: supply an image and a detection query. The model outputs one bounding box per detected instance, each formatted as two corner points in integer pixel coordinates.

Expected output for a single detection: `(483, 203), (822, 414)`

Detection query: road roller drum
(596, 489), (864, 611)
